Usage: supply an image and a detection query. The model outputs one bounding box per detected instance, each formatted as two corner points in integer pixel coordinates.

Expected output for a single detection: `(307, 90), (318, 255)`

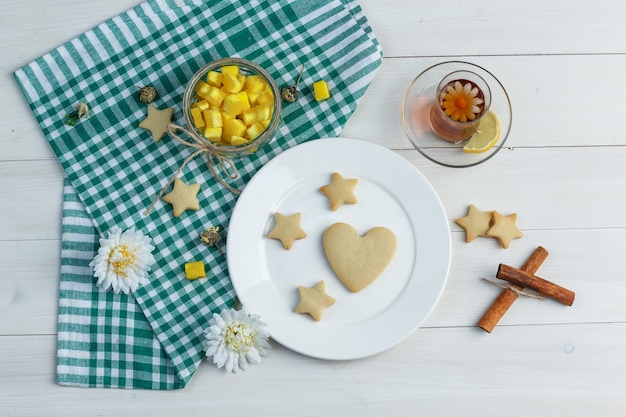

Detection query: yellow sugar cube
(185, 261), (206, 280)
(221, 65), (239, 76)
(246, 90), (262, 105)
(230, 135), (248, 146)
(222, 73), (244, 93)
(256, 90), (273, 105)
(202, 109), (223, 128)
(194, 80), (210, 93)
(245, 75), (266, 93)
(223, 94), (245, 117)
(222, 118), (247, 143)
(206, 70), (223, 87)
(203, 127), (222, 142)
(255, 103), (273, 121)
(190, 107), (205, 129)
(195, 100), (210, 111)
(313, 80), (331, 101)
(235, 91), (251, 111)
(241, 108), (257, 125)
(197, 85), (225, 107)
(221, 111), (234, 122)
(246, 121), (265, 140)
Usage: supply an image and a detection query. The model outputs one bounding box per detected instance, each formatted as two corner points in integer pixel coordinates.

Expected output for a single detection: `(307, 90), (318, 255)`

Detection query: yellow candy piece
(235, 91), (251, 111)
(194, 80), (210, 94)
(255, 103), (273, 121)
(190, 107), (205, 129)
(313, 80), (331, 101)
(246, 121), (265, 140)
(222, 73), (244, 93)
(221, 65), (239, 76)
(195, 100), (210, 111)
(256, 90), (273, 105)
(245, 75), (266, 93)
(223, 94), (245, 117)
(241, 108), (257, 125)
(197, 85), (226, 107)
(203, 127), (222, 142)
(222, 118), (247, 143)
(221, 111), (234, 122)
(185, 261), (206, 280)
(206, 71), (223, 87)
(230, 135), (248, 146)
(202, 109), (223, 128)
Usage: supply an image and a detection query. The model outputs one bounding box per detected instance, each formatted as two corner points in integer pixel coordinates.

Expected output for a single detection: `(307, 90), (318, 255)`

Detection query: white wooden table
(2, 1), (626, 415)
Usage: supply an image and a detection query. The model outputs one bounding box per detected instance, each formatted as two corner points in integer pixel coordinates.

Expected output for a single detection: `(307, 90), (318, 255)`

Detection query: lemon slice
(463, 110), (500, 153)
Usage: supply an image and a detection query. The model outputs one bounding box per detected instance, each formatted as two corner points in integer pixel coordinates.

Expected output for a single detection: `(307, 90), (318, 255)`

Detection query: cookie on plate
(295, 280), (336, 321)
(267, 212), (307, 250)
(323, 222), (397, 292)
(319, 172), (358, 211)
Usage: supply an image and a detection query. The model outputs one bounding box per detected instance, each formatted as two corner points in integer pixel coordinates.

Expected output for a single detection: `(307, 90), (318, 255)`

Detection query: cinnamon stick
(496, 263), (575, 306)
(477, 246), (549, 332)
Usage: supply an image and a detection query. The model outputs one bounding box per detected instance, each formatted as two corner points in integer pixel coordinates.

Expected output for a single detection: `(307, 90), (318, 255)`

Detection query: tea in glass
(429, 70), (491, 142)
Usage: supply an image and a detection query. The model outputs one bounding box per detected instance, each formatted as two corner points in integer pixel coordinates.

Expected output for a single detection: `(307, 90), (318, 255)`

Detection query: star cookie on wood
(295, 280), (336, 321)
(455, 204), (494, 242)
(320, 172), (358, 211)
(267, 212), (307, 250)
(486, 211), (523, 249)
(161, 178), (200, 217)
(139, 105), (174, 142)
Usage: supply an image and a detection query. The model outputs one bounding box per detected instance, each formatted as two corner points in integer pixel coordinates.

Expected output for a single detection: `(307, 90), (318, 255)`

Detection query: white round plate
(227, 138), (451, 360)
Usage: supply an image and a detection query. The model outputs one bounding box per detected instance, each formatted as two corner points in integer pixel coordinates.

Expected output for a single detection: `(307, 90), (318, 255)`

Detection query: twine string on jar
(143, 123), (241, 216)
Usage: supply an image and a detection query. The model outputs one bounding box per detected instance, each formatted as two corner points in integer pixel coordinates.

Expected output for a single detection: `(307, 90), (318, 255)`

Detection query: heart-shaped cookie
(323, 222), (397, 292)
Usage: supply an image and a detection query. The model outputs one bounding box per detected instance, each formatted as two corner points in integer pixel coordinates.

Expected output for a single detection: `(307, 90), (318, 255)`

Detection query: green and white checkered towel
(15, 0), (382, 389)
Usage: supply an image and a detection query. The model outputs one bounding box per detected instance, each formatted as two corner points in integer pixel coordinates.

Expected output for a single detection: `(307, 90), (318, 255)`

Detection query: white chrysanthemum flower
(89, 226), (155, 294)
(204, 307), (271, 373)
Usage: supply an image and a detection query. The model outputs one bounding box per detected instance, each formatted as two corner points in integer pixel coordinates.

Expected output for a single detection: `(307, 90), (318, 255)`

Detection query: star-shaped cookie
(320, 172), (358, 211)
(139, 105), (174, 142)
(455, 204), (494, 242)
(295, 280), (336, 321)
(267, 212), (307, 250)
(161, 178), (200, 217)
(486, 211), (523, 249)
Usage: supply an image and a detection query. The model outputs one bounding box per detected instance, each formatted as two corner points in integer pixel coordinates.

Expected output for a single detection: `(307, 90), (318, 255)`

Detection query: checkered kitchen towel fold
(15, 0), (382, 389)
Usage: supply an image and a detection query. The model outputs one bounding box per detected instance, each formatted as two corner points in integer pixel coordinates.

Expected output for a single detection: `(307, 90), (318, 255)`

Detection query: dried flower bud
(139, 86), (158, 103)
(280, 86), (299, 103)
(75, 102), (90, 119)
(280, 64), (305, 103)
(200, 226), (222, 254)
(65, 102), (90, 126)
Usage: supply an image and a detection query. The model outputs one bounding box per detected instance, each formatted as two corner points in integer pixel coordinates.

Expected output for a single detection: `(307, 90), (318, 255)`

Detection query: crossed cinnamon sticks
(478, 246), (575, 333)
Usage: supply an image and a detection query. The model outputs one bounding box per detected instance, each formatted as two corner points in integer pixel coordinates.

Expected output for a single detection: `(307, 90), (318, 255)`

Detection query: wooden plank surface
(1, 0), (625, 416)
